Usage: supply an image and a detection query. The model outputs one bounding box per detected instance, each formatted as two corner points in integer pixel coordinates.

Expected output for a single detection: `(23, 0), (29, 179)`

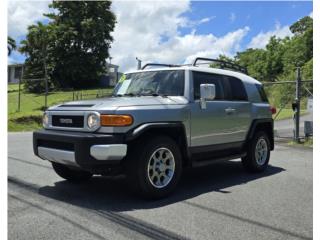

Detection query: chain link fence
(8, 78), (114, 115)
(263, 68), (313, 142)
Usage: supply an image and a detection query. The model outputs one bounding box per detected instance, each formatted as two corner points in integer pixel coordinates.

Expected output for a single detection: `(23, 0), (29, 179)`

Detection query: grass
(273, 108), (308, 121)
(288, 137), (313, 148)
(8, 84), (114, 132)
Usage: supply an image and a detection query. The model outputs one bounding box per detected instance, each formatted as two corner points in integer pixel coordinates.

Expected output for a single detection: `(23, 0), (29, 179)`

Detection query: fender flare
(125, 122), (187, 141)
(125, 122), (191, 162)
(246, 118), (274, 150)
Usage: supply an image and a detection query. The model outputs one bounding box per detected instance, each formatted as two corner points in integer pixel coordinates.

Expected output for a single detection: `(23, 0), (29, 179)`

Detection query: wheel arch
(246, 119), (274, 150)
(125, 122), (191, 166)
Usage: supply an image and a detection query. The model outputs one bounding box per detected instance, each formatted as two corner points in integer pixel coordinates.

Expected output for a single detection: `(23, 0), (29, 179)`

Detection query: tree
(45, 1), (116, 89)
(235, 48), (268, 81)
(290, 16), (313, 35)
(8, 36), (16, 56)
(264, 36), (285, 81)
(19, 22), (55, 93)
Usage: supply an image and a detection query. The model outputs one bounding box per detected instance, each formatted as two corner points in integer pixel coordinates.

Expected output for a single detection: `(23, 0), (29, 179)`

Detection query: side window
(193, 71), (225, 100)
(255, 84), (269, 103)
(227, 77), (248, 101)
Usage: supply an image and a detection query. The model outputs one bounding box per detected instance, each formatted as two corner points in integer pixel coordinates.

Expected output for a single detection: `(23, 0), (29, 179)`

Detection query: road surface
(8, 132), (312, 240)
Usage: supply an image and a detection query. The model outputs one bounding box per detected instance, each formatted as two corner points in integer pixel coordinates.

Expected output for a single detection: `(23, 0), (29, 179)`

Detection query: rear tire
(126, 135), (182, 199)
(52, 162), (93, 182)
(242, 131), (270, 172)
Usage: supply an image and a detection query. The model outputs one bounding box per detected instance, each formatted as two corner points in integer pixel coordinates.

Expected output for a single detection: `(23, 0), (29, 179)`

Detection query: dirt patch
(11, 115), (42, 124)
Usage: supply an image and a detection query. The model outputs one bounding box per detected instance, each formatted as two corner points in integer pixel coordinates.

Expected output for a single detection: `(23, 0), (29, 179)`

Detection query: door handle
(225, 107), (236, 114)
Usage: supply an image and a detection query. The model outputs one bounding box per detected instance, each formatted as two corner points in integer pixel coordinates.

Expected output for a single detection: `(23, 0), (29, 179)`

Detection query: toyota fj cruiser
(33, 57), (274, 199)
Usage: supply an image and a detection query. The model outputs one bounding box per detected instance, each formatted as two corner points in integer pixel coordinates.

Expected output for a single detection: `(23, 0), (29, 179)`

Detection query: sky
(8, 0), (313, 72)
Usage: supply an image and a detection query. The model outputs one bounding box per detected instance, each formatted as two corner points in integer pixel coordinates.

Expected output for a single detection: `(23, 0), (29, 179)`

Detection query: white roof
(126, 66), (261, 85)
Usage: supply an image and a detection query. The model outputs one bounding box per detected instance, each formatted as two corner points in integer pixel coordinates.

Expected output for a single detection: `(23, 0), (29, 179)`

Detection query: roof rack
(192, 57), (248, 74)
(141, 63), (181, 70)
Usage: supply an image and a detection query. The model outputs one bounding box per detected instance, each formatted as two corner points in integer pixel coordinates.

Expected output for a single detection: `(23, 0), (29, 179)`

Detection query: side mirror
(200, 84), (216, 109)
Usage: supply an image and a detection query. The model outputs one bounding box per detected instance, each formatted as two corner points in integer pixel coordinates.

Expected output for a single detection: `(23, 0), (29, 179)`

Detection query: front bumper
(33, 129), (127, 172)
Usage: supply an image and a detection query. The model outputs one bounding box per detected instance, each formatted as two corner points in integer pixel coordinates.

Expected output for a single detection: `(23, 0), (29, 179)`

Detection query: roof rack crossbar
(141, 63), (181, 70)
(192, 57), (248, 74)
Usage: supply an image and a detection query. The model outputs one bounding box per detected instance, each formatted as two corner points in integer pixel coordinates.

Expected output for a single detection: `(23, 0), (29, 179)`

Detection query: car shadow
(38, 160), (285, 212)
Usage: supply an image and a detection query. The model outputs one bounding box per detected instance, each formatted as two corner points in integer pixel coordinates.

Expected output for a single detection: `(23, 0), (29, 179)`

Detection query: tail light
(270, 106), (277, 115)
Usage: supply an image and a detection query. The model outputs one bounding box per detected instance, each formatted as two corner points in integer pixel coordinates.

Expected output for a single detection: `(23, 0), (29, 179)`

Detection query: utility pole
(136, 57), (142, 70)
(294, 67), (301, 143)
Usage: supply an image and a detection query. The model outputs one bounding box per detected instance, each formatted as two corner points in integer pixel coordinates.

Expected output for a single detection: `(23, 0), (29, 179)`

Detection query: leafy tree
(45, 1), (116, 89)
(235, 48), (268, 81)
(264, 36), (285, 81)
(8, 36), (16, 56)
(290, 16), (313, 35)
(19, 22), (56, 92)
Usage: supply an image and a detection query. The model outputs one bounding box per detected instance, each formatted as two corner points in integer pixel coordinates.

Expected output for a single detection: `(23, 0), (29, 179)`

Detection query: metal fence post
(294, 67), (301, 143)
(44, 60), (48, 109)
(18, 66), (23, 112)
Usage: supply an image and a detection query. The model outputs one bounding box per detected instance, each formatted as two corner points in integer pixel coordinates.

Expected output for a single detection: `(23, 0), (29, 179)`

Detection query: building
(8, 63), (24, 84)
(100, 63), (122, 87)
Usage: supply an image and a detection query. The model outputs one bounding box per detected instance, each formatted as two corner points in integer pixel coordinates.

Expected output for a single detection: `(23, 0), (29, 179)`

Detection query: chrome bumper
(38, 144), (127, 166)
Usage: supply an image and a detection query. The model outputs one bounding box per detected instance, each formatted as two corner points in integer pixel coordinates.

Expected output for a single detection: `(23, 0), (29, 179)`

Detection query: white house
(8, 63), (24, 84)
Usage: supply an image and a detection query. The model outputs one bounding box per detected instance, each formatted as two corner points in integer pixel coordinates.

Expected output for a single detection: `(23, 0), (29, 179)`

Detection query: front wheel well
(126, 125), (191, 166)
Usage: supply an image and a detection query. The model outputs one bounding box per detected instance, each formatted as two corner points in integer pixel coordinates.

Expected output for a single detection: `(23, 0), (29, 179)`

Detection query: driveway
(8, 132), (312, 240)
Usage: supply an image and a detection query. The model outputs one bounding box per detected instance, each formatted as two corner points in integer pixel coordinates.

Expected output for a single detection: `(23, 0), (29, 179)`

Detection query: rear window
(255, 84), (269, 102)
(227, 76), (248, 101)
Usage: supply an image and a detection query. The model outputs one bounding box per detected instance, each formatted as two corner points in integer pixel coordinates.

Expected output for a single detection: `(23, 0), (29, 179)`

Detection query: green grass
(8, 85), (114, 132)
(288, 138), (313, 148)
(273, 108), (308, 121)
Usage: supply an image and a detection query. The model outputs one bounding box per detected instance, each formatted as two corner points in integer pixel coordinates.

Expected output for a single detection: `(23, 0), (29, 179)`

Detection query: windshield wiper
(140, 92), (168, 98)
(124, 93), (138, 97)
(113, 93), (139, 97)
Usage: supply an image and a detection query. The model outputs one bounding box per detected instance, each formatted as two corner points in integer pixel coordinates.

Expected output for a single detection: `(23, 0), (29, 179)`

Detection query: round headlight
(87, 113), (100, 129)
(42, 112), (49, 127)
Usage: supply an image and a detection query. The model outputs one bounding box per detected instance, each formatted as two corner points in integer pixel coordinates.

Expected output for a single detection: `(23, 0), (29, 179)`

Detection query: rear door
(222, 75), (251, 142)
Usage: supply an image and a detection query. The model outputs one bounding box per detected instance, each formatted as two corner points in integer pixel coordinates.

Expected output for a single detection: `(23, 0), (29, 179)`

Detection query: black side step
(192, 152), (247, 168)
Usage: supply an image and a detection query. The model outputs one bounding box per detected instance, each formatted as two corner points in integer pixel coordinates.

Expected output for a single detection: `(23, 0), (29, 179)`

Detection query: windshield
(113, 70), (185, 96)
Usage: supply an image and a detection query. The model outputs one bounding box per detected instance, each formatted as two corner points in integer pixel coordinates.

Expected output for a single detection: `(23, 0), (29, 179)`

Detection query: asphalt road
(8, 132), (312, 240)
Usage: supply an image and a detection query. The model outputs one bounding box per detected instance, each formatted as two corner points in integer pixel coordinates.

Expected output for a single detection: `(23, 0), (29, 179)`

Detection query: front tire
(242, 131), (270, 172)
(51, 162), (93, 182)
(126, 136), (183, 199)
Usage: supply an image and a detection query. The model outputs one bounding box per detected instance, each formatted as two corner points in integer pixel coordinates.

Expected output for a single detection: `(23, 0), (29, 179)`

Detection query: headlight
(87, 113), (100, 129)
(42, 112), (49, 127)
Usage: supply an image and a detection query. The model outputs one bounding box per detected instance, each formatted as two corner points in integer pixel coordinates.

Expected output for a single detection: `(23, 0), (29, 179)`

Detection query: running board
(192, 152), (247, 168)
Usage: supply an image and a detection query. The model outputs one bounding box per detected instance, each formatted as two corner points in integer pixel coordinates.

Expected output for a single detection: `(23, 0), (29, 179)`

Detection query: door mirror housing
(200, 84), (216, 109)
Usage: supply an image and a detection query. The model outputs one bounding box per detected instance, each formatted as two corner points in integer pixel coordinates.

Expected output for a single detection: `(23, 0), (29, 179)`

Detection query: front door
(190, 71), (250, 147)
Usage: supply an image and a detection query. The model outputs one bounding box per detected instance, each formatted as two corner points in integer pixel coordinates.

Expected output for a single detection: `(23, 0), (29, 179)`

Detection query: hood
(48, 96), (188, 111)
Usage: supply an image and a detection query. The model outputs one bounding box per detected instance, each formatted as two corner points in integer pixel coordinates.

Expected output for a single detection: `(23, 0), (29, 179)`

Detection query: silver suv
(33, 57), (274, 199)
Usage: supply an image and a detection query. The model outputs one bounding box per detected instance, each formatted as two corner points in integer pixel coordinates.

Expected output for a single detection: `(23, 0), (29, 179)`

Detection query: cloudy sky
(8, 0), (312, 72)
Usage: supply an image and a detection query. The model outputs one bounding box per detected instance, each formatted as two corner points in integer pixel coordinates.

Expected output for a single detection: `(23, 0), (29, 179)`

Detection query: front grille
(52, 115), (84, 128)
(38, 139), (74, 151)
